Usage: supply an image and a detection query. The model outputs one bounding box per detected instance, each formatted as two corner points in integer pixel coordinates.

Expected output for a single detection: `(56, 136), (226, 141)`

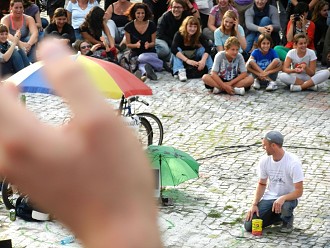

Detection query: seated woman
(1, 0), (38, 62)
(214, 10), (246, 59)
(104, 0), (132, 47)
(0, 24), (30, 77)
(66, 0), (99, 40)
(202, 36), (254, 96)
(274, 2), (315, 61)
(279, 34), (330, 92)
(124, 3), (163, 80)
(73, 39), (101, 55)
(44, 8), (76, 45)
(203, 0), (237, 43)
(311, 0), (329, 61)
(246, 33), (281, 91)
(171, 16), (213, 82)
(23, 0), (48, 40)
(79, 6), (115, 53)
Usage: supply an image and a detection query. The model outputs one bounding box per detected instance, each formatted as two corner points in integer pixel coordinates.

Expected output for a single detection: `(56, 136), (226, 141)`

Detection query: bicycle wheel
(137, 117), (153, 148)
(1, 180), (20, 210)
(137, 113), (164, 145)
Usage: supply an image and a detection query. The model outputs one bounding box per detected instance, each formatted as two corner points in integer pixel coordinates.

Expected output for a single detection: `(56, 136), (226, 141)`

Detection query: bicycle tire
(1, 180), (19, 210)
(137, 113), (164, 145)
(138, 117), (153, 147)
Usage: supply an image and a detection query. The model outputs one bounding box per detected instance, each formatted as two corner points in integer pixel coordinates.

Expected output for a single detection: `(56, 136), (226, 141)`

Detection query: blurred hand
(0, 38), (161, 248)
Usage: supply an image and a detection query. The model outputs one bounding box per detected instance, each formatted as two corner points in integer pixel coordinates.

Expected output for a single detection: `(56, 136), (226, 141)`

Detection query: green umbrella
(146, 145), (199, 187)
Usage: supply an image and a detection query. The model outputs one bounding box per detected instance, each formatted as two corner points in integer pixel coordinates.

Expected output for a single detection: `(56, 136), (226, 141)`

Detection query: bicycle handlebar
(128, 96), (149, 106)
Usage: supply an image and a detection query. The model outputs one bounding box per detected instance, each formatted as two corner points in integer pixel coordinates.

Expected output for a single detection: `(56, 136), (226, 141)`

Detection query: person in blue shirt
(246, 33), (282, 91)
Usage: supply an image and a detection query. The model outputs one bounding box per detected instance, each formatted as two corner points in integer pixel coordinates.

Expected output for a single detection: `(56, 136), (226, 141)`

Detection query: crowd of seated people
(0, 0), (329, 95)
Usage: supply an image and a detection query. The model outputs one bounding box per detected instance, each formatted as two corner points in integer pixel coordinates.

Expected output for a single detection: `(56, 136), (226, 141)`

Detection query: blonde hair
(179, 16), (201, 47)
(219, 10), (238, 37)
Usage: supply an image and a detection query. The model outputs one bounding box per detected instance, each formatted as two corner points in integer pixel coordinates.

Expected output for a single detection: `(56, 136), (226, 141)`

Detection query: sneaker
(234, 87), (245, 96)
(280, 217), (294, 233)
(308, 85), (318, 91)
(178, 69), (187, 82)
(290, 84), (302, 92)
(266, 81), (278, 91)
(212, 87), (221, 94)
(173, 73), (178, 79)
(252, 78), (260, 89)
(145, 63), (157, 80)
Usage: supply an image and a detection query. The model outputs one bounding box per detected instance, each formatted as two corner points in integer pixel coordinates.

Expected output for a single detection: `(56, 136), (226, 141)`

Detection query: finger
(38, 38), (113, 123)
(256, 209), (259, 217)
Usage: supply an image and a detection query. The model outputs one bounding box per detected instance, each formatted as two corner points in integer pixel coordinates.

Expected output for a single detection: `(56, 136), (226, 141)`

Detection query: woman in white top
(66, 0), (99, 40)
(279, 33), (330, 92)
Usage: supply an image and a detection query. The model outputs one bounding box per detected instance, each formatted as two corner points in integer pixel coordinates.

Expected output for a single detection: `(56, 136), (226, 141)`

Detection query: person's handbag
(182, 49), (196, 60)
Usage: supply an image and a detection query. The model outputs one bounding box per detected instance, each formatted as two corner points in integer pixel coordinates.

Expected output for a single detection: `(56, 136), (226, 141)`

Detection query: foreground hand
(197, 60), (205, 71)
(187, 59), (199, 67)
(223, 84), (234, 95)
(0, 38), (161, 248)
(245, 205), (259, 222)
(272, 197), (285, 214)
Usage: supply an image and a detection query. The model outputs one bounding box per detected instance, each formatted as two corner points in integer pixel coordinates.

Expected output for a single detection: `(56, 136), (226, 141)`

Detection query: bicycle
(119, 95), (164, 147)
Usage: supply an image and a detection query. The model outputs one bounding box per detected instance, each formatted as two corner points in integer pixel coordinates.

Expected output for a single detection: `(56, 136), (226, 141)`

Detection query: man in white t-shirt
(244, 131), (304, 233)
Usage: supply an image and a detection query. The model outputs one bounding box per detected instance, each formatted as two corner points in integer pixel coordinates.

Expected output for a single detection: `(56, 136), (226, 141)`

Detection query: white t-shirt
(66, 1), (99, 29)
(286, 48), (317, 70)
(257, 150), (304, 200)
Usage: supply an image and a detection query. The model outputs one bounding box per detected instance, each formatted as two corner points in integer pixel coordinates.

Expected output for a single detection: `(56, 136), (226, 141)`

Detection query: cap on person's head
(264, 131), (284, 146)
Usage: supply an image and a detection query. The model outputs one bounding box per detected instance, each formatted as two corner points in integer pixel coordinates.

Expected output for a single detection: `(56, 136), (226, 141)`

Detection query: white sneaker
(308, 85), (318, 91)
(212, 87), (221, 94)
(234, 87), (245, 95)
(266, 81), (278, 91)
(290, 84), (302, 92)
(178, 69), (187, 82)
(252, 78), (260, 89)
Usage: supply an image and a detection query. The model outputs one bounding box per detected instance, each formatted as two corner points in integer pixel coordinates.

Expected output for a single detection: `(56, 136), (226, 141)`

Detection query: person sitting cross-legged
(171, 16), (213, 82)
(279, 33), (330, 92)
(246, 33), (282, 91)
(202, 36), (254, 96)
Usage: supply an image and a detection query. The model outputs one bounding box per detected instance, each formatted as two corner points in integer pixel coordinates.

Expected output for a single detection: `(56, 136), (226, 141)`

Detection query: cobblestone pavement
(0, 69), (329, 247)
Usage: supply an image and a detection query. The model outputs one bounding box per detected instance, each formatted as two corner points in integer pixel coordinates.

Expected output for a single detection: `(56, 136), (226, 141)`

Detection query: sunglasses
(80, 45), (92, 49)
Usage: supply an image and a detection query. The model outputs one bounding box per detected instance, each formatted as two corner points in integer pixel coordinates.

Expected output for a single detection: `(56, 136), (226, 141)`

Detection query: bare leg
(232, 75), (254, 88)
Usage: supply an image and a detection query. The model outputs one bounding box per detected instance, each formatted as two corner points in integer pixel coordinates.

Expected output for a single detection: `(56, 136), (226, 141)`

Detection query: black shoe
(163, 61), (172, 73)
(280, 216), (294, 233)
(145, 63), (157, 80)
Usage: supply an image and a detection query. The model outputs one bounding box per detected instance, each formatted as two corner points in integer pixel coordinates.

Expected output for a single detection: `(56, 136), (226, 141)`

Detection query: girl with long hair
(124, 3), (163, 80)
(44, 7), (76, 44)
(279, 34), (330, 92)
(80, 6), (115, 51)
(214, 10), (246, 53)
(171, 16), (213, 81)
(311, 0), (329, 60)
(246, 33), (281, 91)
(203, 0), (237, 42)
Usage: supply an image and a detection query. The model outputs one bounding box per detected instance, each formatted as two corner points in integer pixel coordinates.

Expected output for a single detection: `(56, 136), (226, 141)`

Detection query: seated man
(244, 131), (304, 233)
(156, 0), (199, 62)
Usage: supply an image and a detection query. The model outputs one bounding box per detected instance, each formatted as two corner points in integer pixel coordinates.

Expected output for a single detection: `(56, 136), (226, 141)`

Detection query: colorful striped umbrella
(4, 55), (152, 99)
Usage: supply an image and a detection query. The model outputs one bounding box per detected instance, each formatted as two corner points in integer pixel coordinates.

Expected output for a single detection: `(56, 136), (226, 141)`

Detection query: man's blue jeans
(244, 199), (298, 232)
(172, 47), (213, 75)
(245, 16), (272, 53)
(155, 38), (171, 62)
